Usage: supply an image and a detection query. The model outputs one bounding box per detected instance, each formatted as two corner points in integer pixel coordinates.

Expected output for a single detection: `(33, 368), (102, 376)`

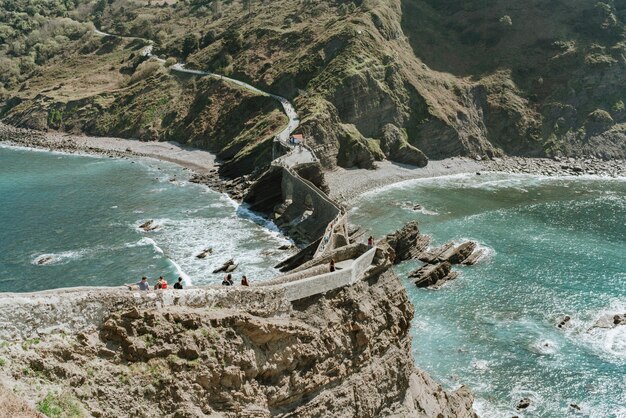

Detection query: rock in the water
(36, 256), (54, 265)
(410, 262), (458, 288)
(213, 259), (237, 274)
(591, 313), (625, 329)
(278, 244), (294, 251)
(557, 315), (571, 329)
(139, 220), (159, 232)
(419, 241), (479, 265)
(196, 248), (213, 259)
(418, 242), (454, 264)
(460, 248), (485, 265)
(517, 398), (531, 410)
(438, 241), (476, 264)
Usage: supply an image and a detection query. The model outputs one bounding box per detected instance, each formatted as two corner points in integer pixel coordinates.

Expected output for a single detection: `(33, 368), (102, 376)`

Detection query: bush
(129, 60), (162, 84)
(37, 392), (82, 418)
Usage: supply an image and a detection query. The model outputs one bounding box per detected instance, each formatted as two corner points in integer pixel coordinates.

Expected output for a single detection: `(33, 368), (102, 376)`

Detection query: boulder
(196, 248), (213, 259)
(36, 256), (54, 265)
(381, 124), (428, 167)
(516, 398), (531, 410)
(139, 220), (159, 232)
(213, 259), (237, 274)
(557, 315), (571, 329)
(410, 262), (458, 288)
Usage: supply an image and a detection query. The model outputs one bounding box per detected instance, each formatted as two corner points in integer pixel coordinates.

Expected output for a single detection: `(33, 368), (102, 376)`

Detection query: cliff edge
(0, 269), (476, 417)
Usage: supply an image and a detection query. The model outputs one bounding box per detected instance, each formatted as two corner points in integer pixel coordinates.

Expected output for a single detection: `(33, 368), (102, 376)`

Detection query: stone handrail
(280, 247), (377, 301)
(314, 212), (348, 258)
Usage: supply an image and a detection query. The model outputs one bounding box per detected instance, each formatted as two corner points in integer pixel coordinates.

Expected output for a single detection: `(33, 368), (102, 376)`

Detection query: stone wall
(0, 286), (288, 341)
(281, 247), (376, 301)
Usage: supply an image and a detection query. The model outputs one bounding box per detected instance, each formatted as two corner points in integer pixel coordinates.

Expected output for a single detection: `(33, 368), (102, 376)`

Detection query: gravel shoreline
(0, 122), (255, 199)
(327, 156), (626, 203)
(3, 122), (625, 206)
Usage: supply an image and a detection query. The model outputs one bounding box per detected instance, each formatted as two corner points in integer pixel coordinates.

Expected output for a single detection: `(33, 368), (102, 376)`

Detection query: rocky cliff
(0, 270), (476, 417)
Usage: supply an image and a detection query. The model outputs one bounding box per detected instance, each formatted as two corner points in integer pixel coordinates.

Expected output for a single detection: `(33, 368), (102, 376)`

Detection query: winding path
(94, 28), (314, 165)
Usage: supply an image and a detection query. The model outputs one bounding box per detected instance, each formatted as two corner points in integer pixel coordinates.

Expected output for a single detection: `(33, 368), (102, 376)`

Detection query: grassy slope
(2, 0), (626, 170)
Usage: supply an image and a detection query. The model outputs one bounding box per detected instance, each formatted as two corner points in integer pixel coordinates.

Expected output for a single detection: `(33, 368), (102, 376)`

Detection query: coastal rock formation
(139, 220), (159, 232)
(419, 241), (480, 265)
(195, 248), (213, 259)
(0, 270), (478, 417)
(212, 259), (237, 274)
(410, 262), (459, 288)
(591, 313), (625, 329)
(380, 221), (431, 263)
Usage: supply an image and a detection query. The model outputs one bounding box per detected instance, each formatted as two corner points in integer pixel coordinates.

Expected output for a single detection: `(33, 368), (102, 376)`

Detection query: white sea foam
(565, 300), (626, 363)
(530, 339), (559, 355)
(31, 249), (90, 266)
(130, 214), (288, 286)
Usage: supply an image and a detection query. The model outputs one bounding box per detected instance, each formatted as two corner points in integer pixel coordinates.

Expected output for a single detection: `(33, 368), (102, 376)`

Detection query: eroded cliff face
(0, 271), (476, 417)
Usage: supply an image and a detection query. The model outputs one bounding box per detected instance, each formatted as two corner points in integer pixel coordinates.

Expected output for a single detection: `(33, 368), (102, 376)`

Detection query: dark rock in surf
(557, 316), (571, 329)
(196, 248), (213, 259)
(516, 398), (531, 410)
(213, 259), (237, 274)
(139, 220), (159, 232)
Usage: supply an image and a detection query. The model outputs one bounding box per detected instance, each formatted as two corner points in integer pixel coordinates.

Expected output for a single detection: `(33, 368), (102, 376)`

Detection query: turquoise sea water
(351, 173), (626, 418)
(0, 146), (290, 292)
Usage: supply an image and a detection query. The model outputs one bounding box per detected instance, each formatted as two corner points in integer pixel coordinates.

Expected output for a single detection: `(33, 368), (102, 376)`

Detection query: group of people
(128, 273), (252, 290)
(127, 276), (184, 291)
(222, 274), (250, 286)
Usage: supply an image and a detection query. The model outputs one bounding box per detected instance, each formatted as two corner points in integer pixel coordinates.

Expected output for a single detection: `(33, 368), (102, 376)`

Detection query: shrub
(37, 392), (82, 418)
(129, 60), (162, 84)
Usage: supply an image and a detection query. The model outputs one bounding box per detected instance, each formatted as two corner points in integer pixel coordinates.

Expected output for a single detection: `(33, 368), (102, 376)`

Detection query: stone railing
(314, 212), (348, 258)
(0, 286), (289, 341)
(280, 247), (377, 302)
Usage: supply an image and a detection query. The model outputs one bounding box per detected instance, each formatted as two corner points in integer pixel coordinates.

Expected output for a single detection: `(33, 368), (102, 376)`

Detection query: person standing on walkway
(329, 259), (336, 272)
(367, 236), (374, 247)
(173, 277), (183, 289)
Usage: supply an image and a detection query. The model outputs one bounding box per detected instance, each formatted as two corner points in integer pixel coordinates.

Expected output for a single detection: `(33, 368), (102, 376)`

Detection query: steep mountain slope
(2, 0), (625, 172)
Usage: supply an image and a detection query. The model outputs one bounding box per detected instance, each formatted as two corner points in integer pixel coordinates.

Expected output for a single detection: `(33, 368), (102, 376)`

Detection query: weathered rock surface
(410, 262), (459, 288)
(419, 241), (479, 265)
(0, 270), (478, 418)
(380, 221), (431, 264)
(212, 259), (237, 274)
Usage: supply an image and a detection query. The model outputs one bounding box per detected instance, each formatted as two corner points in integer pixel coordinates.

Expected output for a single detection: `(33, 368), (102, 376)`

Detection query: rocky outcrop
(212, 259), (237, 273)
(0, 270), (478, 418)
(380, 221), (431, 264)
(409, 261), (458, 289)
(419, 241), (481, 265)
(381, 124), (428, 167)
(591, 313), (625, 329)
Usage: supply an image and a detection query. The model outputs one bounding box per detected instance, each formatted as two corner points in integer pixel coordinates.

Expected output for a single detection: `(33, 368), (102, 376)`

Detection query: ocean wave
(128, 216), (288, 286)
(560, 299), (626, 364)
(31, 249), (90, 266)
(529, 339), (559, 355)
